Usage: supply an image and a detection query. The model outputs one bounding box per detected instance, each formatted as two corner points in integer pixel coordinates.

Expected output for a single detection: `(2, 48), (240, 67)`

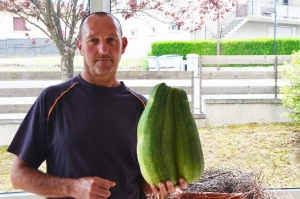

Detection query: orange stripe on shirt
(47, 82), (79, 121)
(126, 87), (146, 108)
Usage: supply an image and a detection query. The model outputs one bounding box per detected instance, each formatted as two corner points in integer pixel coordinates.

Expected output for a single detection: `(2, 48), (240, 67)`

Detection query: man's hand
(150, 178), (188, 197)
(74, 177), (116, 199)
(10, 156), (116, 199)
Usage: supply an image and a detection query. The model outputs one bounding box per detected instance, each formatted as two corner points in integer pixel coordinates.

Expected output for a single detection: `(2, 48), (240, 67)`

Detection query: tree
(112, 0), (235, 32)
(279, 50), (300, 124)
(0, 0), (87, 81)
(0, 0), (234, 81)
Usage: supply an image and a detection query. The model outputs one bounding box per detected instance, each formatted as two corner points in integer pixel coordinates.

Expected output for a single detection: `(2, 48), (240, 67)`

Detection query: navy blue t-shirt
(8, 74), (147, 199)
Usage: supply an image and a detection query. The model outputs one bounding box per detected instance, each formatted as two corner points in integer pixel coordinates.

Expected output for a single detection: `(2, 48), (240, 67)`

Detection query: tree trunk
(61, 51), (75, 81)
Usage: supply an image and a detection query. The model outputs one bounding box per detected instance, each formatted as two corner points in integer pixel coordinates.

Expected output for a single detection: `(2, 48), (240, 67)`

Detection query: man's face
(77, 14), (127, 82)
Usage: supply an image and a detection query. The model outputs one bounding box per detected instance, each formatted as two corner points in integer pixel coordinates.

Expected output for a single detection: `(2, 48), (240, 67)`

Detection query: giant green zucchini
(137, 83), (204, 187)
(137, 83), (178, 186)
(173, 88), (204, 183)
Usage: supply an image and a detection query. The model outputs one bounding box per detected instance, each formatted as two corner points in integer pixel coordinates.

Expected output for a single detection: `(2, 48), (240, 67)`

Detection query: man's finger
(158, 182), (168, 196)
(151, 184), (160, 195)
(96, 189), (111, 198)
(166, 180), (175, 194)
(179, 178), (188, 190)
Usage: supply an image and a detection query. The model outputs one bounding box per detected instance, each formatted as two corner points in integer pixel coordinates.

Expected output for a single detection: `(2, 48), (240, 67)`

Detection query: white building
(115, 0), (300, 59)
(0, 0), (299, 58)
(0, 11), (48, 39)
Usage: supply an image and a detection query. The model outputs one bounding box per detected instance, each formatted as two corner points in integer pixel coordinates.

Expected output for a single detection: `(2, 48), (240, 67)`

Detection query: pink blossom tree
(112, 0), (236, 32)
(0, 0), (235, 80)
(0, 0), (87, 80)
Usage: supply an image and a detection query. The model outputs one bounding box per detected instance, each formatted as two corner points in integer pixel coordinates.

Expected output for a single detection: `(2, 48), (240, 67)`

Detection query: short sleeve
(7, 91), (50, 168)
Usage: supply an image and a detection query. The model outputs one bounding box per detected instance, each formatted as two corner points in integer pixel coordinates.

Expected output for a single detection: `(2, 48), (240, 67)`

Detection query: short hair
(78, 11), (123, 39)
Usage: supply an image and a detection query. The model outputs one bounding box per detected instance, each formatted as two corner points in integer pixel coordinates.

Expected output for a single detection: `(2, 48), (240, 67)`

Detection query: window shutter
(13, 17), (25, 31)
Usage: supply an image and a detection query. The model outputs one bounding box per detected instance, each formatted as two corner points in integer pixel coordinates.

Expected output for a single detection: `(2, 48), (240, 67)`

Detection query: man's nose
(97, 42), (109, 54)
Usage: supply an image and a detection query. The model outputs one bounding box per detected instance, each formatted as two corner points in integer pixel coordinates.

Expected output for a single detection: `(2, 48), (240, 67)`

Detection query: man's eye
(89, 39), (98, 43)
(108, 38), (116, 42)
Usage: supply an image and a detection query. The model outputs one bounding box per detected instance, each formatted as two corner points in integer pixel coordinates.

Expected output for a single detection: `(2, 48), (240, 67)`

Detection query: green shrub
(149, 41), (192, 58)
(149, 40), (216, 59)
(279, 50), (300, 123)
(278, 38), (300, 54)
(221, 38), (274, 55)
(193, 40), (217, 56)
(149, 38), (300, 58)
(148, 38), (300, 67)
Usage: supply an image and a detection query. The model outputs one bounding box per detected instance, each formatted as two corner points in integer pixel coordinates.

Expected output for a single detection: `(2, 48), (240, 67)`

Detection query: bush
(149, 38), (300, 58)
(279, 50), (300, 123)
(149, 40), (217, 59)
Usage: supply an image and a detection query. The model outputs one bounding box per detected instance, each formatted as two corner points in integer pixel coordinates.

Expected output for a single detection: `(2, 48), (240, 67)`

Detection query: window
(13, 17), (26, 31)
(151, 27), (155, 33)
(149, 27), (155, 35)
(278, 0), (288, 4)
(169, 24), (180, 31)
(130, 29), (138, 37)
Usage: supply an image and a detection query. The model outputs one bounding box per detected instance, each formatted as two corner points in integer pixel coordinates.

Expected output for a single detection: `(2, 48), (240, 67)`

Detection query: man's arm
(10, 156), (115, 199)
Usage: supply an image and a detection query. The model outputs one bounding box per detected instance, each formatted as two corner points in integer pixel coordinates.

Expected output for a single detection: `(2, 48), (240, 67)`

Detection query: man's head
(78, 12), (123, 40)
(77, 12), (128, 87)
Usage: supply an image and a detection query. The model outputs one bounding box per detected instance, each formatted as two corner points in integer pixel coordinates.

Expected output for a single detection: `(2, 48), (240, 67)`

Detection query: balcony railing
(215, 0), (300, 38)
(246, 0), (300, 19)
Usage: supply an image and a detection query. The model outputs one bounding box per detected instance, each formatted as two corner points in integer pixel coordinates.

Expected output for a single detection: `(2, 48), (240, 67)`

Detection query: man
(7, 12), (187, 199)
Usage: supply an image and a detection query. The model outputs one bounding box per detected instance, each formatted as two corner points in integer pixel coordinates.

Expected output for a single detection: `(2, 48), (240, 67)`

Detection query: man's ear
(77, 39), (83, 55)
(121, 37), (128, 54)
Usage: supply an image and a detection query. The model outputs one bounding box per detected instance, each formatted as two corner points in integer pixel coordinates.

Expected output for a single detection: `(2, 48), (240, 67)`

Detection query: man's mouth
(97, 58), (110, 61)
(96, 56), (111, 62)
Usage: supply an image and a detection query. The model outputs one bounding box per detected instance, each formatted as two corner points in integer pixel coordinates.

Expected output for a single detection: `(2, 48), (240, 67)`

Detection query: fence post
(191, 72), (194, 114)
(199, 56), (203, 114)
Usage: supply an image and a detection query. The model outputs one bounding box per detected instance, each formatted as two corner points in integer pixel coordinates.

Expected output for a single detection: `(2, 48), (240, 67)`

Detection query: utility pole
(273, 0), (278, 98)
(273, 0), (277, 55)
(217, 10), (220, 71)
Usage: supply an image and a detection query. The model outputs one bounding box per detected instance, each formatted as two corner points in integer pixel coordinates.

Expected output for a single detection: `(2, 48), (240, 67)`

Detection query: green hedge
(149, 38), (300, 59)
(149, 40), (217, 59)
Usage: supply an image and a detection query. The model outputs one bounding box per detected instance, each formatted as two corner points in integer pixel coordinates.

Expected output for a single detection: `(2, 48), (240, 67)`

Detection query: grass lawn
(0, 56), (148, 70)
(200, 123), (300, 189)
(0, 56), (83, 66)
(1, 123), (299, 193)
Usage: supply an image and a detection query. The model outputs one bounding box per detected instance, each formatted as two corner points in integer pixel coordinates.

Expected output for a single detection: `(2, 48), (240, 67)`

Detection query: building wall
(0, 12), (48, 39)
(204, 99), (290, 127)
(1, 1), (299, 58)
(116, 1), (300, 58)
(227, 21), (300, 40)
(290, 0), (300, 6)
(116, 15), (192, 59)
(229, 22), (272, 39)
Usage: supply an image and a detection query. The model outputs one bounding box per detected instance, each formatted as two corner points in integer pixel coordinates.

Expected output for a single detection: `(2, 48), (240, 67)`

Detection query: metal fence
(0, 38), (70, 57)
(247, 0), (300, 19)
